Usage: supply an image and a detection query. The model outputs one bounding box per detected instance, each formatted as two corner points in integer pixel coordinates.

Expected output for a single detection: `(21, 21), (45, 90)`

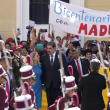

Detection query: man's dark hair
(22, 46), (28, 52)
(56, 36), (61, 39)
(85, 49), (92, 56)
(20, 41), (28, 47)
(72, 48), (77, 52)
(72, 41), (80, 48)
(11, 40), (16, 44)
(47, 41), (56, 48)
(20, 41), (27, 44)
(91, 44), (96, 48)
(66, 49), (70, 57)
(5, 42), (11, 47)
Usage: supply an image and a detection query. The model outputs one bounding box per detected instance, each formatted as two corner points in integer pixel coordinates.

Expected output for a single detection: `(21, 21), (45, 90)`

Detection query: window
(30, 0), (69, 24)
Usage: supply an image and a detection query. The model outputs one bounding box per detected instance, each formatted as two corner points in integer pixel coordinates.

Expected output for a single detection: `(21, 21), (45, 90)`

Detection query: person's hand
(84, 40), (89, 45)
(63, 36), (67, 39)
(31, 27), (35, 33)
(42, 85), (46, 92)
(38, 29), (42, 34)
(13, 103), (16, 109)
(65, 36), (69, 40)
(16, 32), (21, 37)
(48, 33), (52, 38)
(97, 55), (100, 60)
(106, 41), (110, 46)
(60, 85), (62, 89)
(67, 33), (70, 37)
(52, 31), (53, 34)
(63, 36), (68, 40)
(52, 30), (55, 34)
(79, 104), (81, 108)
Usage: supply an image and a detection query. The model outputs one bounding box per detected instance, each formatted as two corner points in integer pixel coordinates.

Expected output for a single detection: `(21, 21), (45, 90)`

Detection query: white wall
(17, 0), (85, 46)
(70, 0), (85, 7)
(16, 0), (29, 41)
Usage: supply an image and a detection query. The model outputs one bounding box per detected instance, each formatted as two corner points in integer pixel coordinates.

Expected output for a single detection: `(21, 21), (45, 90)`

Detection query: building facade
(0, 0), (16, 41)
(0, 0), (110, 45)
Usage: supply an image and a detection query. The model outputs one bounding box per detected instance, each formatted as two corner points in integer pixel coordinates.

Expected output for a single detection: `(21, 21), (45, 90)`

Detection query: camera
(89, 40), (95, 43)
(41, 29), (47, 32)
(34, 29), (36, 33)
(17, 28), (20, 33)
(26, 26), (32, 30)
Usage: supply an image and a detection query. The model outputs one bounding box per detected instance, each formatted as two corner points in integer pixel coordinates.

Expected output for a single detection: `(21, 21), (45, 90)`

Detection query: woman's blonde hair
(30, 52), (41, 67)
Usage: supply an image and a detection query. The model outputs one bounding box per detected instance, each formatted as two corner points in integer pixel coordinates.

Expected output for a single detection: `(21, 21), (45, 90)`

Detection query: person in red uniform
(47, 76), (80, 110)
(0, 65), (9, 110)
(47, 96), (61, 110)
(10, 65), (37, 109)
(15, 94), (35, 110)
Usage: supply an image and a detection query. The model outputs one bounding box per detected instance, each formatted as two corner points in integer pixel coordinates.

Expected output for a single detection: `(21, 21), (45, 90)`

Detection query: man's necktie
(50, 55), (53, 67)
(76, 60), (81, 80)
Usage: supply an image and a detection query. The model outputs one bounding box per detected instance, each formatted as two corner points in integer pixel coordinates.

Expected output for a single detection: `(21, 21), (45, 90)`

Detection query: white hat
(71, 38), (80, 42)
(19, 65), (35, 79)
(15, 94), (34, 110)
(65, 76), (77, 90)
(66, 107), (81, 110)
(107, 92), (110, 97)
(0, 40), (4, 44)
(107, 92), (110, 102)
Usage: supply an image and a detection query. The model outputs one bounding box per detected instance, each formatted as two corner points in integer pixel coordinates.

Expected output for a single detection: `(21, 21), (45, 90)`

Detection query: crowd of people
(0, 26), (110, 110)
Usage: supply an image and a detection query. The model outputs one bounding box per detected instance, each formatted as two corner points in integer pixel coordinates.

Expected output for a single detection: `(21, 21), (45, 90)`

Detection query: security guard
(12, 45), (22, 87)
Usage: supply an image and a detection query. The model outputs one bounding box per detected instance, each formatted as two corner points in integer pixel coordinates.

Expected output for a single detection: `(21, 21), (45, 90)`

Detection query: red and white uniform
(55, 93), (79, 110)
(0, 86), (9, 110)
(10, 82), (37, 109)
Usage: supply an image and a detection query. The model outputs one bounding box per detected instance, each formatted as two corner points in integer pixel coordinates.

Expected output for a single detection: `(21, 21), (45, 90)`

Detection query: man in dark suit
(41, 41), (68, 107)
(68, 49), (90, 85)
(77, 59), (106, 110)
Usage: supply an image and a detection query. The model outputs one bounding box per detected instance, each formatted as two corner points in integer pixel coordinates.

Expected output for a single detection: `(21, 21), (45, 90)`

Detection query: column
(16, 0), (29, 41)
